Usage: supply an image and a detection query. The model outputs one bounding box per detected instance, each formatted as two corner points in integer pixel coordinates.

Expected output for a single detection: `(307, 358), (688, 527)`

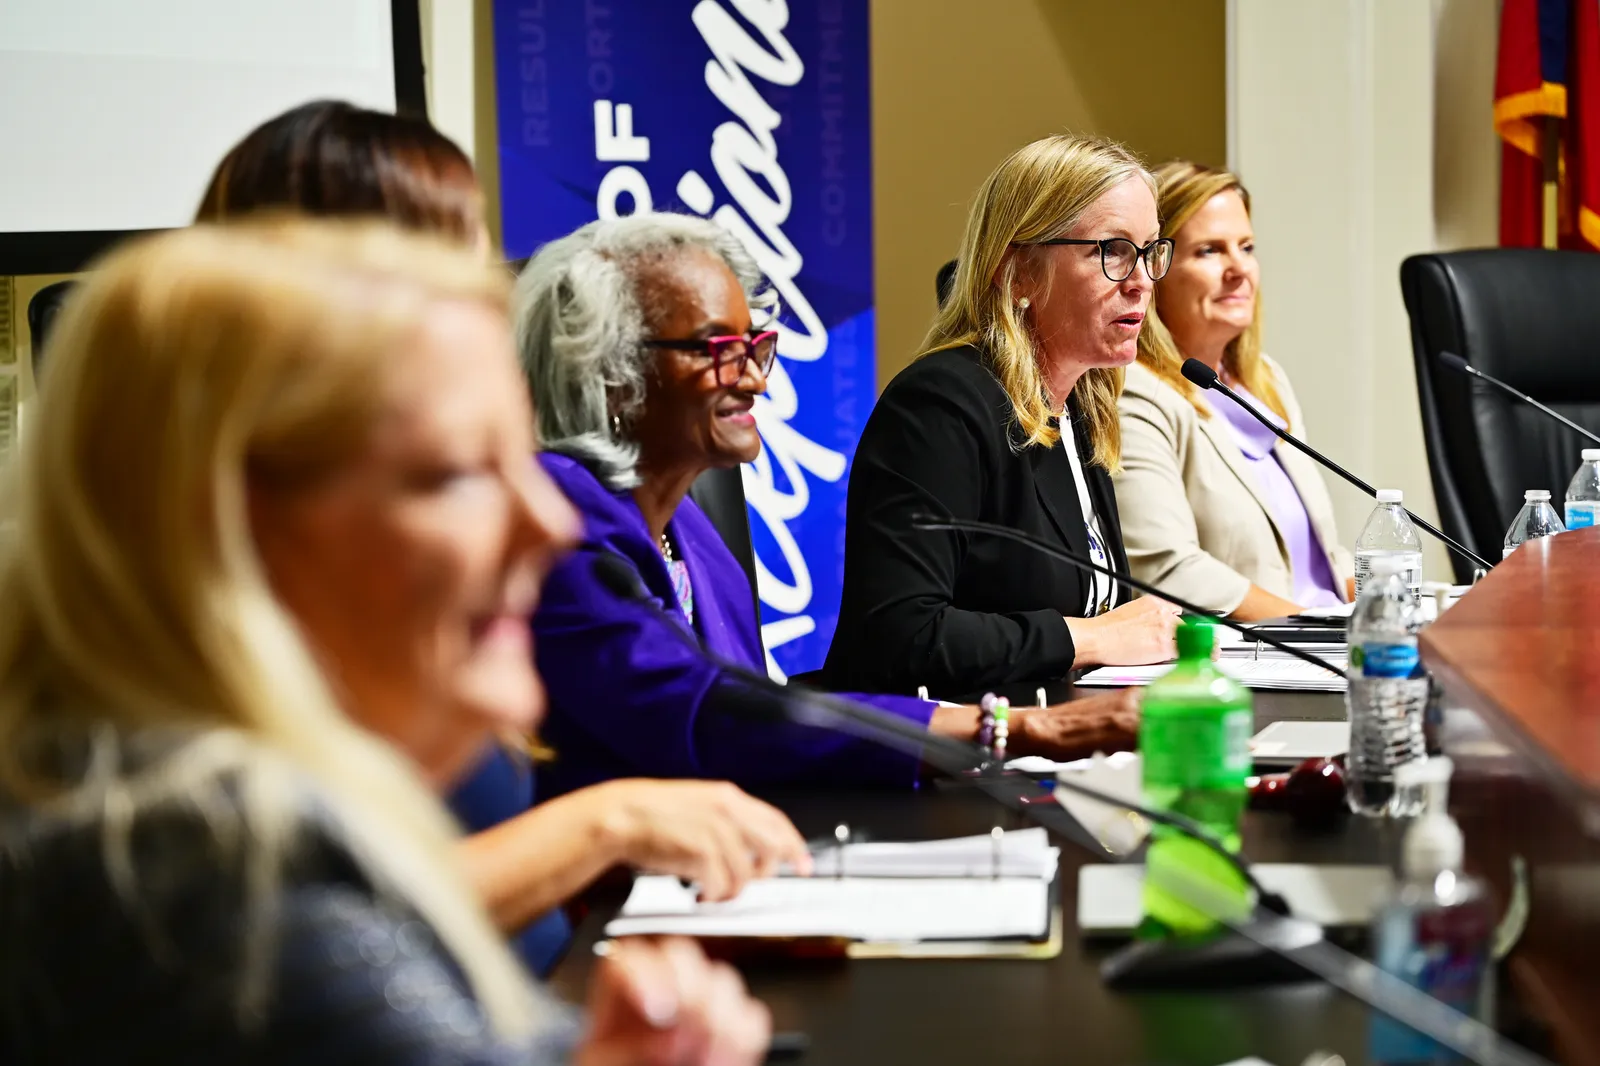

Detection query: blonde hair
(0, 219), (539, 1036)
(1138, 160), (1287, 423)
(923, 133), (1155, 469)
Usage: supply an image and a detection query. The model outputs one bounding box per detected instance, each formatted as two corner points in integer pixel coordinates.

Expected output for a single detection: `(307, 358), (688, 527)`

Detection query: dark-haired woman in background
(195, 100), (809, 977)
(197, 99), (491, 247)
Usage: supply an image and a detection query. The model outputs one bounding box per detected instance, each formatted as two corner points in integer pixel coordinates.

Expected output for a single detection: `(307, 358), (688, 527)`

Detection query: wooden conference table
(553, 531), (1600, 1065)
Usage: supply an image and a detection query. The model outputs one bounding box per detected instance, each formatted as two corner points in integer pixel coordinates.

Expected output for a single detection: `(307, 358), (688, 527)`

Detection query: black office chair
(26, 280), (77, 381)
(1401, 249), (1600, 582)
(935, 259), (957, 309)
(688, 465), (761, 623)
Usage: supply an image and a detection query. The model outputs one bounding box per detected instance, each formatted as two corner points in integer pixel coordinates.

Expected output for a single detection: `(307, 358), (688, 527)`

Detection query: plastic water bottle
(1502, 489), (1564, 559)
(1369, 758), (1493, 1066)
(1354, 489), (1424, 599)
(1345, 555), (1428, 817)
(1564, 449), (1600, 530)
(1138, 617), (1253, 937)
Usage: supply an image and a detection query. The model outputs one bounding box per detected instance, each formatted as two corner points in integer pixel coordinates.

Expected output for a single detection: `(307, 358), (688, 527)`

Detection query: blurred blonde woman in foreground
(0, 219), (769, 1065)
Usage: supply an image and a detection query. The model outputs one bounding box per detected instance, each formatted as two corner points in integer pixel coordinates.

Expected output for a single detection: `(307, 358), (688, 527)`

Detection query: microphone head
(1180, 358), (1219, 389)
(1438, 351), (1470, 374)
(592, 553), (648, 603)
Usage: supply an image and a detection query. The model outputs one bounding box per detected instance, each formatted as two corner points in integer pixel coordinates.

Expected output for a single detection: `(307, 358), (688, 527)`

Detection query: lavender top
(1203, 384), (1343, 608)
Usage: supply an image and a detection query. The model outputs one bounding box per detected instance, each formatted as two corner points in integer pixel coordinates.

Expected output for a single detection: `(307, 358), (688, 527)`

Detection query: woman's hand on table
(587, 779), (812, 902)
(1065, 597), (1181, 668)
(1011, 688), (1141, 761)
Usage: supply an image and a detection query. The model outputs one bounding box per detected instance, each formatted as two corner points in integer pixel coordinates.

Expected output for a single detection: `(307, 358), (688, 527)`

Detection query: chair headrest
(1403, 249), (1600, 400)
(26, 280), (77, 380)
(935, 259), (957, 309)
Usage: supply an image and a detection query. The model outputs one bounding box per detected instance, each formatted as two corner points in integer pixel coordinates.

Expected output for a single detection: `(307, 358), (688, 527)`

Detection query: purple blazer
(534, 453), (936, 798)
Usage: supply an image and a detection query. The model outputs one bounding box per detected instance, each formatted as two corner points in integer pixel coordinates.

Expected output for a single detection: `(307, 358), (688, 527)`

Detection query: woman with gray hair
(519, 213), (1141, 797)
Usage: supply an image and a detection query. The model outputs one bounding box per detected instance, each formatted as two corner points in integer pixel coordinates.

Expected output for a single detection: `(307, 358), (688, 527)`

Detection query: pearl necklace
(659, 531), (674, 563)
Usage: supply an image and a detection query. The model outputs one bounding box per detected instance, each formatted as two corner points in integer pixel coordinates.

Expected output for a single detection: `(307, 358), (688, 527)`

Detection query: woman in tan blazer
(1114, 162), (1354, 620)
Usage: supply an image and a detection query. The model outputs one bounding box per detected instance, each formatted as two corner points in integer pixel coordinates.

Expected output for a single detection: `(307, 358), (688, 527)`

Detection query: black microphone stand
(1180, 358), (1495, 573)
(909, 516), (1345, 676)
(1437, 350), (1600, 446)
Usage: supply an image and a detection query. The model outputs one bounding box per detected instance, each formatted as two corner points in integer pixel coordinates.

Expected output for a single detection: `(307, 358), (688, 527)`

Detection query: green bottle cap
(1174, 616), (1215, 660)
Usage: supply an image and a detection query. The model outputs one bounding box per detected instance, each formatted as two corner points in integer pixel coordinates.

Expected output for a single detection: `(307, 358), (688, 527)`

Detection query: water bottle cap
(1397, 758), (1463, 877)
(1526, 489), (1551, 501)
(1174, 616), (1215, 659)
(1584, 449), (1600, 461)
(1375, 489), (1404, 503)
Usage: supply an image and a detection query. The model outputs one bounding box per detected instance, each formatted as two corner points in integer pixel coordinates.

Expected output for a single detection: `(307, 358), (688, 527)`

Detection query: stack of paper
(605, 829), (1058, 943)
(806, 826), (1058, 879)
(1077, 655), (1348, 693)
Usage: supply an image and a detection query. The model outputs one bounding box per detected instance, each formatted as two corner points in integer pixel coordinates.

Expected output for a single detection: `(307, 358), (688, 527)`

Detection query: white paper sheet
(1249, 720), (1351, 761)
(1076, 656), (1348, 693)
(804, 827), (1059, 880)
(606, 874), (1053, 942)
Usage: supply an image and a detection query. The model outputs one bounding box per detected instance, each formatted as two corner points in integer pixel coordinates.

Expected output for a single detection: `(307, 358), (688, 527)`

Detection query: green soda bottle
(1138, 616), (1254, 938)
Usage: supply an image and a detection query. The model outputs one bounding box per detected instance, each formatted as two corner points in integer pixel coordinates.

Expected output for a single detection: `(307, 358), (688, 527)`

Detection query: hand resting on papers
(1065, 596), (1183, 667)
(575, 780), (812, 903)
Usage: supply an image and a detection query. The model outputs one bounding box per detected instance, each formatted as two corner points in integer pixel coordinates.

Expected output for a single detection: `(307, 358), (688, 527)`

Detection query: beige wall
(1433, 0), (1500, 251)
(418, 0), (504, 246)
(870, 0), (1226, 386)
(1230, 0), (1451, 577)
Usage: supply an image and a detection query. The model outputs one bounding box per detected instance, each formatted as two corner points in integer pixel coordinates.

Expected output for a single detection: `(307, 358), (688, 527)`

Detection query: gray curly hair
(513, 213), (777, 490)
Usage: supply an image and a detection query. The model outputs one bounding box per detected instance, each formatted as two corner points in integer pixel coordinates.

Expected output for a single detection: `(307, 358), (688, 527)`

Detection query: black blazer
(824, 345), (1129, 705)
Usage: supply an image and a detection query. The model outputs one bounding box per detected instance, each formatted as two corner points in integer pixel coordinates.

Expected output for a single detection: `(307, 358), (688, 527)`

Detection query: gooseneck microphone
(1436, 350), (1600, 447)
(907, 515), (1344, 676)
(589, 552), (1284, 906)
(591, 553), (974, 767)
(1180, 358), (1495, 573)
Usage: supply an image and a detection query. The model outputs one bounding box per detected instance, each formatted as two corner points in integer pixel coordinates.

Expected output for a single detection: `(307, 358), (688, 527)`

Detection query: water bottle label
(1370, 931), (1489, 1062)
(1355, 641), (1420, 678)
(1566, 502), (1599, 529)
(1354, 552), (1423, 598)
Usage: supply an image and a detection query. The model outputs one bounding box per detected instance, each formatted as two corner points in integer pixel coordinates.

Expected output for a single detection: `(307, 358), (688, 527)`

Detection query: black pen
(766, 1030), (810, 1061)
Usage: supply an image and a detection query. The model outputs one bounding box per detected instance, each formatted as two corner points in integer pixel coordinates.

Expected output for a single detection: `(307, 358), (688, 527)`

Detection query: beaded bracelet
(978, 693), (997, 751)
(992, 700), (1010, 763)
(977, 693), (1011, 762)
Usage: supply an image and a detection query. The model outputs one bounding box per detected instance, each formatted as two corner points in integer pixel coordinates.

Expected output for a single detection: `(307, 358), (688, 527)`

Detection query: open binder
(603, 828), (1063, 960)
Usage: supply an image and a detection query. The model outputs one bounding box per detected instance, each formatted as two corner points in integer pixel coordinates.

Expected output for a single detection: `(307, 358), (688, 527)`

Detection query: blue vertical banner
(492, 1), (873, 678)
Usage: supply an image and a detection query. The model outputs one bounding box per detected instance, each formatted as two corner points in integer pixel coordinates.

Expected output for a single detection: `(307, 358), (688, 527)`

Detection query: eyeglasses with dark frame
(642, 330), (780, 386)
(1030, 237), (1175, 283)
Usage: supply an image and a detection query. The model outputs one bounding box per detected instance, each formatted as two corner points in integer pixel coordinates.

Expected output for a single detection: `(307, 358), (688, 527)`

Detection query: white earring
(611, 414), (622, 436)
(1017, 297), (1031, 311)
